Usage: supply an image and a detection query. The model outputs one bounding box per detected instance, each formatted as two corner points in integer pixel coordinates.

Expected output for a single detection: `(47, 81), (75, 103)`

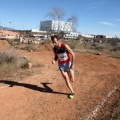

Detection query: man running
(51, 35), (75, 99)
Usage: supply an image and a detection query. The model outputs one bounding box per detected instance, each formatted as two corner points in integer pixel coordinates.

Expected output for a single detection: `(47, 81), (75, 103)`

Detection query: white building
(81, 34), (94, 38)
(31, 29), (47, 33)
(106, 36), (113, 38)
(64, 32), (79, 39)
(40, 20), (73, 32)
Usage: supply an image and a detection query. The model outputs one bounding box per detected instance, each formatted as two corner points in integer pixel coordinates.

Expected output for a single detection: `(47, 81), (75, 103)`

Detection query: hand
(52, 60), (56, 64)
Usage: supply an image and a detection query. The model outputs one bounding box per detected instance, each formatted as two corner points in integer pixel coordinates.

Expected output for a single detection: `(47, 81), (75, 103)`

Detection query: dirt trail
(0, 47), (120, 120)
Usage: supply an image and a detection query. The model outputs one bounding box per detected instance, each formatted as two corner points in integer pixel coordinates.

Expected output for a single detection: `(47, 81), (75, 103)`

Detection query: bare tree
(47, 6), (65, 33)
(46, 7), (78, 38)
(66, 14), (78, 32)
(47, 6), (65, 21)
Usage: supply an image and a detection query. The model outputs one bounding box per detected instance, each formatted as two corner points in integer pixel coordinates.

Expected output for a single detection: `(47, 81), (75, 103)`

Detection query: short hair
(51, 35), (59, 41)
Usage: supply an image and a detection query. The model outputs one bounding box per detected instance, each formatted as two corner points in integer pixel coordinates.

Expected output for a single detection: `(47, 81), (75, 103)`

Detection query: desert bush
(0, 50), (18, 77)
(111, 51), (120, 59)
(41, 39), (51, 45)
(105, 38), (120, 47)
(68, 42), (76, 49)
(0, 63), (14, 75)
(91, 43), (97, 47)
(21, 62), (29, 68)
(83, 42), (90, 49)
(21, 44), (39, 51)
(111, 46), (120, 52)
(64, 40), (77, 50)
(111, 41), (118, 46)
(63, 39), (120, 59)
(0, 49), (30, 78)
(94, 45), (104, 51)
(20, 57), (32, 68)
(7, 39), (20, 46)
(0, 50), (19, 65)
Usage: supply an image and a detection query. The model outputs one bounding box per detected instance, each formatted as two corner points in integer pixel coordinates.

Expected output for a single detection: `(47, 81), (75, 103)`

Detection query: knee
(71, 78), (75, 82)
(64, 76), (69, 81)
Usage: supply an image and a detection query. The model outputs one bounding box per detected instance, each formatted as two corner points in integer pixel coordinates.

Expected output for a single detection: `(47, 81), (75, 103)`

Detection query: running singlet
(53, 43), (70, 64)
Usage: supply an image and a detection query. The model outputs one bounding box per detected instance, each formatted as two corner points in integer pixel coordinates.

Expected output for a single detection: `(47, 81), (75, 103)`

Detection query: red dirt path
(0, 44), (120, 120)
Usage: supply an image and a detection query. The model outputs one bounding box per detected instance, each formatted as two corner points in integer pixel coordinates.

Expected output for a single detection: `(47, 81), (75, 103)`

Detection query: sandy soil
(0, 43), (120, 120)
(0, 30), (19, 37)
(0, 40), (10, 50)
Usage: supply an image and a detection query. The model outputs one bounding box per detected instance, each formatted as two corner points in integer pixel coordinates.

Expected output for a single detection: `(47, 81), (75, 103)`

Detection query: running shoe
(68, 93), (75, 99)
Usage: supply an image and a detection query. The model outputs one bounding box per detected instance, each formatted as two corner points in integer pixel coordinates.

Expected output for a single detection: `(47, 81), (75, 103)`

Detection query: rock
(96, 52), (101, 55)
(28, 62), (32, 69)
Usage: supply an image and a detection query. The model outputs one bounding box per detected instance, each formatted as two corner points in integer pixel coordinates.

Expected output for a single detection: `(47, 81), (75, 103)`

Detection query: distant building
(96, 35), (106, 38)
(106, 36), (113, 38)
(31, 29), (46, 33)
(40, 20), (73, 32)
(30, 29), (47, 39)
(64, 32), (79, 39)
(81, 34), (94, 38)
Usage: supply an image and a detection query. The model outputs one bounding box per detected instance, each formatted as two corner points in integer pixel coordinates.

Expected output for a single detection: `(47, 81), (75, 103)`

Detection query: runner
(51, 35), (75, 99)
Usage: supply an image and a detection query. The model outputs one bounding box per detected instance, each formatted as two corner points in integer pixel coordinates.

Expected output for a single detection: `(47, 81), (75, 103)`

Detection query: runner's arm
(64, 44), (75, 68)
(52, 48), (58, 64)
(54, 53), (58, 61)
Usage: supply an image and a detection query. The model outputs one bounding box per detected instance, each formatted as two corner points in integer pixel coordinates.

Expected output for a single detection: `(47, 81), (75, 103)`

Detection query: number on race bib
(58, 53), (68, 61)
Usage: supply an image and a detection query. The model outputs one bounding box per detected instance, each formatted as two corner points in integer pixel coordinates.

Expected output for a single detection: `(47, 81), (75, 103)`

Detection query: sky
(0, 0), (120, 37)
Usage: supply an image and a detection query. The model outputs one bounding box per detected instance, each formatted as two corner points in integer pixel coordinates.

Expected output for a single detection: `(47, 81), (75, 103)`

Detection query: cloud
(100, 22), (115, 26)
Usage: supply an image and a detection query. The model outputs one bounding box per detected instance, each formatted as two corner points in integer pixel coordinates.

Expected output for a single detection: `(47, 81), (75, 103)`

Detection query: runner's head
(51, 35), (59, 46)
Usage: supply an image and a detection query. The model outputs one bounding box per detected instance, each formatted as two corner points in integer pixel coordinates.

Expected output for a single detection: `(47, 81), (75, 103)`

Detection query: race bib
(58, 53), (68, 61)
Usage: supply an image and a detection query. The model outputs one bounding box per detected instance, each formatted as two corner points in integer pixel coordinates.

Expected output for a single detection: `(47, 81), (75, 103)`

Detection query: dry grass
(0, 49), (30, 79)
(110, 51), (120, 59)
(64, 40), (120, 59)
(21, 44), (40, 51)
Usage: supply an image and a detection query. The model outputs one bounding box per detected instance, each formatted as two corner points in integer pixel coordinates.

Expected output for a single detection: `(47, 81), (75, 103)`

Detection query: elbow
(72, 52), (75, 59)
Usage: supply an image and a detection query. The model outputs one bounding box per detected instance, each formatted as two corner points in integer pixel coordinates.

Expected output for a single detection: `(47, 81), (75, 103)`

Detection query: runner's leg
(67, 70), (75, 82)
(60, 70), (74, 93)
